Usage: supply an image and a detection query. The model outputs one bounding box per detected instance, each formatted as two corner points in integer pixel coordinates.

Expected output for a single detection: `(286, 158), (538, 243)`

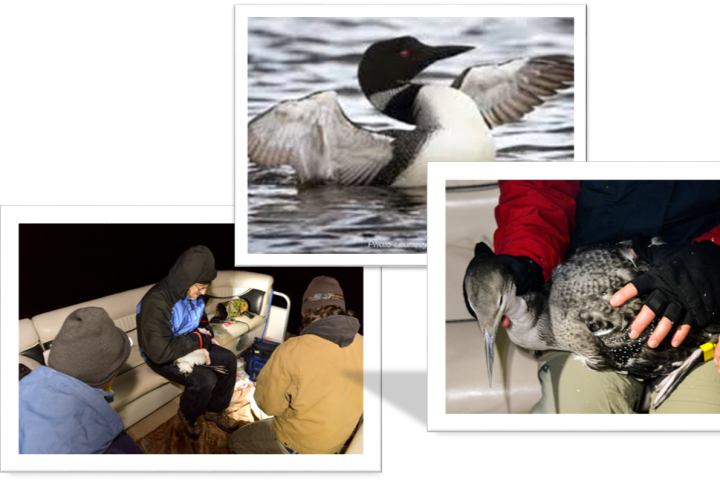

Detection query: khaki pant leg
(530, 350), (644, 414)
(229, 418), (290, 454)
(649, 360), (720, 414)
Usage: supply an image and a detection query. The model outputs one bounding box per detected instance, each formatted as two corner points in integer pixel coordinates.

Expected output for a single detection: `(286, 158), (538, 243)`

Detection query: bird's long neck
(505, 292), (556, 351)
(364, 83), (421, 125)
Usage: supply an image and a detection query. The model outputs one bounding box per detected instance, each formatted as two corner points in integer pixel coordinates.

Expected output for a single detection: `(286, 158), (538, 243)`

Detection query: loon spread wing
(451, 55), (574, 128)
(248, 91), (395, 185)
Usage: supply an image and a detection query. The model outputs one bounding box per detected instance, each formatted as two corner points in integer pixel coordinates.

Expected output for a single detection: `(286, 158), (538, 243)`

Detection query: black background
(19, 224), (363, 336)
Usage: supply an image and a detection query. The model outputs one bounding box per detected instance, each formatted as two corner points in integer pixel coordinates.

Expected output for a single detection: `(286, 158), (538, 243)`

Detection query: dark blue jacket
(569, 180), (720, 253)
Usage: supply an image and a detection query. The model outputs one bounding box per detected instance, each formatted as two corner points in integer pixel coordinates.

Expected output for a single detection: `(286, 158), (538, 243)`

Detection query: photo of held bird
(463, 243), (719, 408)
(248, 35), (573, 187)
(174, 328), (229, 376)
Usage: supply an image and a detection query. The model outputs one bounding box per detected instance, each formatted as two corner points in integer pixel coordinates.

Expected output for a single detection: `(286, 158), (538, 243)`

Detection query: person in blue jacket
(19, 306), (143, 454)
(136, 245), (238, 439)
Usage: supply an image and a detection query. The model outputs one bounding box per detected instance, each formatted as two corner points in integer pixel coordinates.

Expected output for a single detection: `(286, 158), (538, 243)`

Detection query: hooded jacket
(254, 315), (363, 454)
(19, 366), (124, 454)
(136, 246), (217, 364)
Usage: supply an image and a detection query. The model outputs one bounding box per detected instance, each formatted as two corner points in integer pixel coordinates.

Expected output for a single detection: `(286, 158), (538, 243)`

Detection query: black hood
(300, 315), (360, 347)
(156, 245), (217, 304)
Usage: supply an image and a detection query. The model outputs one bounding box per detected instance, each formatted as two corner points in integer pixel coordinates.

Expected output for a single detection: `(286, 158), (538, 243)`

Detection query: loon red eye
(399, 50), (411, 58)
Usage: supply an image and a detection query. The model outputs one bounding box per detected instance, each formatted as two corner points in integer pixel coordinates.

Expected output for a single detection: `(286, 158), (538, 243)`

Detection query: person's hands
(611, 283), (693, 348)
(194, 327), (219, 361)
(193, 329), (213, 350)
(203, 348), (211, 365)
(715, 343), (720, 375)
(199, 318), (215, 338)
(610, 241), (720, 348)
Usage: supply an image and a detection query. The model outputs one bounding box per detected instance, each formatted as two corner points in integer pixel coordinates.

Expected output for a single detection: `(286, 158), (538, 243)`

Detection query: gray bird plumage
(464, 243), (719, 404)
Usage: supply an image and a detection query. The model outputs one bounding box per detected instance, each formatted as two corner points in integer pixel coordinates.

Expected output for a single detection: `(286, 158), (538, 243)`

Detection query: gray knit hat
(48, 307), (131, 389)
(301, 276), (345, 313)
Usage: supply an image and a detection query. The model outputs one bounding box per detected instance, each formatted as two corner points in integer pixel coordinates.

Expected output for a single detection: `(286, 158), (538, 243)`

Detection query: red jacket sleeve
(693, 224), (720, 245)
(494, 180), (580, 282)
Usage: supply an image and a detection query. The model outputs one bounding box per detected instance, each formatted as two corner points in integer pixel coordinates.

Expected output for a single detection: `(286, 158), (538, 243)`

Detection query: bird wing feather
(548, 246), (648, 370)
(548, 245), (720, 379)
(248, 91), (394, 185)
(452, 55), (574, 128)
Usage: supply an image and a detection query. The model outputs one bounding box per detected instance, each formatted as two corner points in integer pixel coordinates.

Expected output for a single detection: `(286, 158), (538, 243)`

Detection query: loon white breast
(248, 36), (574, 187)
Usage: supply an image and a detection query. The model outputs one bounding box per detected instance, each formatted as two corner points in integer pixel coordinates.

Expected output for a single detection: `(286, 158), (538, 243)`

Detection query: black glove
(630, 241), (720, 328)
(469, 242), (545, 296)
(192, 329), (213, 350)
(630, 236), (685, 266)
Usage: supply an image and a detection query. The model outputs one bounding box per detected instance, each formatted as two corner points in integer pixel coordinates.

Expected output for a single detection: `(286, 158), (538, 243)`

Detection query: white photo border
(234, 3), (587, 266)
(1, 206), (381, 471)
(427, 162), (720, 431)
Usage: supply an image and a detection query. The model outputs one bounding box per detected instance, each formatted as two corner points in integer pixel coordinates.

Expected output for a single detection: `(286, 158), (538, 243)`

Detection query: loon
(248, 36), (573, 187)
(463, 243), (719, 408)
(174, 328), (229, 376)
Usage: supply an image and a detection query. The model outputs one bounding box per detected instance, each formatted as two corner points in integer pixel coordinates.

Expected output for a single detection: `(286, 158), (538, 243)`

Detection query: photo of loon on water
(241, 11), (583, 256)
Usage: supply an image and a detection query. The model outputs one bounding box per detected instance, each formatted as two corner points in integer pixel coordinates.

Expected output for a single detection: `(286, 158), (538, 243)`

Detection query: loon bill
(248, 36), (574, 187)
(463, 243), (719, 407)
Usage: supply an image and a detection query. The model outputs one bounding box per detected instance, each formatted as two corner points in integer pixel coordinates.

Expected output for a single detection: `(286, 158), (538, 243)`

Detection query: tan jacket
(254, 316), (363, 454)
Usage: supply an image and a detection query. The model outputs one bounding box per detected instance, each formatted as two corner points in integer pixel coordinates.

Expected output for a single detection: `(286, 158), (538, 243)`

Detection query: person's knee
(212, 346), (238, 370)
(228, 427), (245, 453)
(556, 356), (641, 413)
(190, 369), (217, 392)
(229, 423), (258, 454)
(535, 351), (642, 414)
(650, 360), (720, 414)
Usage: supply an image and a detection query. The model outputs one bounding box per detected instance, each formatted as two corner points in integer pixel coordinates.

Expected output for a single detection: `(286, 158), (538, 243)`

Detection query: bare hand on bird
(197, 327), (218, 364)
(611, 241), (720, 350)
(610, 284), (691, 348)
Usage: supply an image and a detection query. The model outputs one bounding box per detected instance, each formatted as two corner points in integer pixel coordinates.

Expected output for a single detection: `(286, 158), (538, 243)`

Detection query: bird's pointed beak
(481, 314), (502, 388)
(429, 44), (474, 62)
(484, 328), (496, 387)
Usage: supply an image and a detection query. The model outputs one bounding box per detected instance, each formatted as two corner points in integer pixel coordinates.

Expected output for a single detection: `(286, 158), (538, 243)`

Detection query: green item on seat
(216, 298), (249, 320)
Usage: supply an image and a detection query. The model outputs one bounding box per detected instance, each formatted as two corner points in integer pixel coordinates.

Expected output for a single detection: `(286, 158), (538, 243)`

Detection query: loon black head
(358, 36), (473, 124)
(463, 258), (516, 387)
